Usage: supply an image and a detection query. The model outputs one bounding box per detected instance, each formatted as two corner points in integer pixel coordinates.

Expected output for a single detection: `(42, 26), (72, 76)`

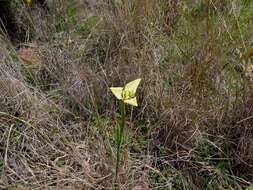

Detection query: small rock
(16, 43), (42, 67)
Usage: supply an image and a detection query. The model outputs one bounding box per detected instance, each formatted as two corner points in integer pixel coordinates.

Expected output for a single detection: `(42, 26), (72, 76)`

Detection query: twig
(4, 124), (13, 168)
(236, 115), (253, 124)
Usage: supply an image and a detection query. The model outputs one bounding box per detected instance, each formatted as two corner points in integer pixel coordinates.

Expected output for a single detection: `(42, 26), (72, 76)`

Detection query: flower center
(122, 90), (134, 100)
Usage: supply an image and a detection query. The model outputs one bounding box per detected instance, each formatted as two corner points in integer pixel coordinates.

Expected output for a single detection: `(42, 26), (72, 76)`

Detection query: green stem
(114, 100), (126, 187)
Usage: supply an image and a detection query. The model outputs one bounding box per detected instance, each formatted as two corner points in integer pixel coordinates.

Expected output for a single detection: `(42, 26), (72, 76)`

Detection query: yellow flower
(26, 0), (32, 6)
(110, 78), (141, 106)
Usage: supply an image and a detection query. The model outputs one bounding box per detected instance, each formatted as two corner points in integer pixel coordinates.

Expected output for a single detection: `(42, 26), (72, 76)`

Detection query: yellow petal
(124, 78), (141, 96)
(124, 97), (138, 106)
(110, 87), (123, 100)
(26, 0), (32, 6)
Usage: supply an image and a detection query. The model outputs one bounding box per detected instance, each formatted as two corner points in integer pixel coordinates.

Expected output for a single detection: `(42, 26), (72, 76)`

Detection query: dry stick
(4, 124), (13, 168)
(0, 111), (51, 143)
(236, 115), (253, 124)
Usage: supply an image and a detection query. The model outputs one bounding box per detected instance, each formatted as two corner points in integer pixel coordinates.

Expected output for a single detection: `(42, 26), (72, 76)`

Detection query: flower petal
(124, 78), (141, 96)
(124, 97), (138, 106)
(110, 87), (123, 100)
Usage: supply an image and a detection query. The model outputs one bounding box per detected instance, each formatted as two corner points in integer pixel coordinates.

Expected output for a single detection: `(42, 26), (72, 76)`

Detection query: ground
(1, 0), (253, 189)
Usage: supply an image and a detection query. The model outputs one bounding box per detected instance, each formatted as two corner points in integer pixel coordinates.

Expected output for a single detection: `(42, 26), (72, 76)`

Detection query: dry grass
(1, 0), (253, 189)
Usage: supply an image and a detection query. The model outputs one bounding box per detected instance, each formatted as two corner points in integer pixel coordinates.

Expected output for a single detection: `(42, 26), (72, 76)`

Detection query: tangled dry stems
(1, 0), (253, 189)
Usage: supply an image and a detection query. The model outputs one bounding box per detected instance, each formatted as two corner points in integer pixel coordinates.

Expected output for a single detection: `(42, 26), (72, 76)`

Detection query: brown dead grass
(1, 0), (253, 189)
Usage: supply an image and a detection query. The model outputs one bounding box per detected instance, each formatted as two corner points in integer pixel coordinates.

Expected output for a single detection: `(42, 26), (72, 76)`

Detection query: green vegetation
(1, 0), (253, 189)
